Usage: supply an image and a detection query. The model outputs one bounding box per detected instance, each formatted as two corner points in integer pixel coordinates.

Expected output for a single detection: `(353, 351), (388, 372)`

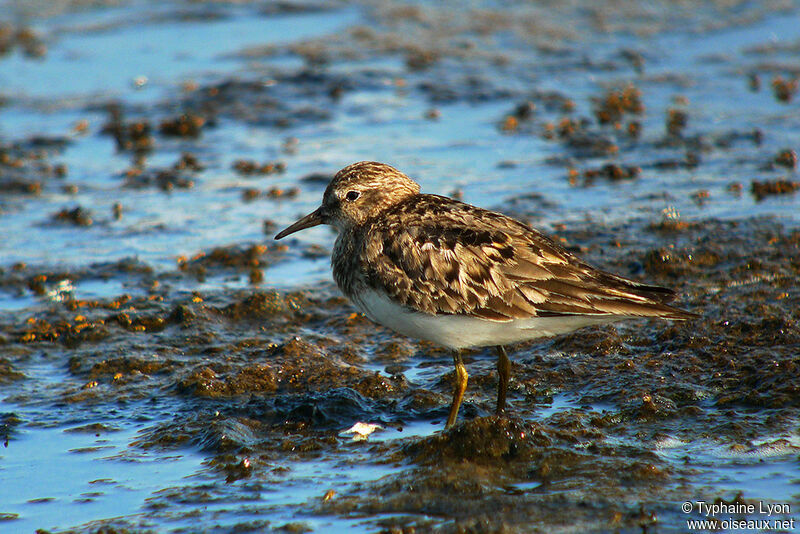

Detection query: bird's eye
(345, 190), (360, 201)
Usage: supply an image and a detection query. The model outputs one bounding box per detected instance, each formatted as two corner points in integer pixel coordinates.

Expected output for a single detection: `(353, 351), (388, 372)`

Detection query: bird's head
(274, 161), (420, 239)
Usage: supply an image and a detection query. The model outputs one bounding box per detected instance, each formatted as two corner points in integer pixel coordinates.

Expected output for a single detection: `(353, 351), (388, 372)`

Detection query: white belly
(351, 288), (622, 350)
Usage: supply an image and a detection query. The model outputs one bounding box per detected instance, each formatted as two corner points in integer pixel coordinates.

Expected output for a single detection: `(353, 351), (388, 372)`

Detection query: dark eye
(345, 190), (360, 201)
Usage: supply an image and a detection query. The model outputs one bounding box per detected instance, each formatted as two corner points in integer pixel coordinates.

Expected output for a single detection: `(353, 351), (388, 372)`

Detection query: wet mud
(3, 215), (798, 532)
(1, 0), (799, 532)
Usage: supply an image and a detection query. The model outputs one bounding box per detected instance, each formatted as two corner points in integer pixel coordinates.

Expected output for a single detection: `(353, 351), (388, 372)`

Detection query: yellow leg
(495, 346), (510, 414)
(446, 352), (468, 428)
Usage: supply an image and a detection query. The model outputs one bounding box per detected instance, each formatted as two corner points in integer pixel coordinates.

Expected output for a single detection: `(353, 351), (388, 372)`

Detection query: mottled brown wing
(362, 195), (694, 321)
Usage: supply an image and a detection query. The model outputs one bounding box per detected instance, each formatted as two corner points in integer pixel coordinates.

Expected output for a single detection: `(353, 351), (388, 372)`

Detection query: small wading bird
(275, 161), (697, 428)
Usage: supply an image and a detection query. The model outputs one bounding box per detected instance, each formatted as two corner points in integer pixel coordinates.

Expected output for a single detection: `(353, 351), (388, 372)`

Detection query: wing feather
(355, 195), (695, 322)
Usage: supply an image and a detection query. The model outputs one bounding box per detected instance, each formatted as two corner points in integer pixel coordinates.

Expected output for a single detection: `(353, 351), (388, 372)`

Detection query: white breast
(351, 288), (622, 350)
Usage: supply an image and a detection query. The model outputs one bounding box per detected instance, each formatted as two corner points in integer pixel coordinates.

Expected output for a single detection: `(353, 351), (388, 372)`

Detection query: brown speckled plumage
(334, 193), (691, 322)
(276, 161), (697, 428)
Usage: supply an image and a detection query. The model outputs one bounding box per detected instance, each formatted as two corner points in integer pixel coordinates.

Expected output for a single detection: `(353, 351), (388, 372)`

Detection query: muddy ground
(1, 0), (799, 532)
(3, 214), (799, 532)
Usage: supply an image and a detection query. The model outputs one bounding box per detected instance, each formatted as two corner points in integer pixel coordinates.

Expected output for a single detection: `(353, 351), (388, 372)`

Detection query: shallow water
(1, 1), (799, 532)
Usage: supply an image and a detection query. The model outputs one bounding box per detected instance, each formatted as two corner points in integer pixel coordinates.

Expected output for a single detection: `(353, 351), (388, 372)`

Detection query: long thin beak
(274, 207), (325, 240)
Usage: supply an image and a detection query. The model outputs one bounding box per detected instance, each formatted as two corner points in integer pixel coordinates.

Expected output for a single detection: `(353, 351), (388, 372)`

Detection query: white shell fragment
(341, 422), (383, 441)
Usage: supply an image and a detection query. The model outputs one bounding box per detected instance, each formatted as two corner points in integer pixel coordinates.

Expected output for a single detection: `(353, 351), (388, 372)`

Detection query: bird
(275, 161), (697, 428)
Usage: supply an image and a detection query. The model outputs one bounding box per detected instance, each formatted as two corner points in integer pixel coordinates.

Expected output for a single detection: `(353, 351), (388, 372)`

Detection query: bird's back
(334, 193), (695, 324)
